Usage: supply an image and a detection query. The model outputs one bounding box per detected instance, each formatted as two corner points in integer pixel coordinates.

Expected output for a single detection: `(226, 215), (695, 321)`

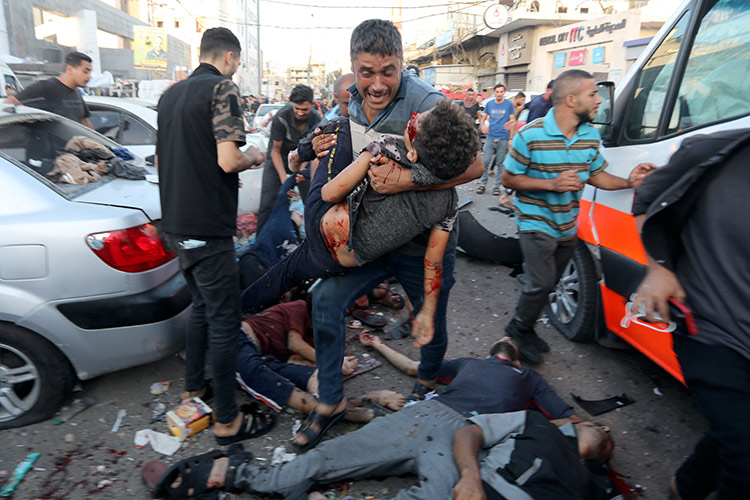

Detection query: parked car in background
(0, 105), (192, 429)
(85, 96), (158, 159)
(84, 95), (267, 215)
(252, 102), (284, 132)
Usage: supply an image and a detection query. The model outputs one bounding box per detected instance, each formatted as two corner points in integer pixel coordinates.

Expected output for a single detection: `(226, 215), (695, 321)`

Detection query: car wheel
(545, 244), (598, 343)
(0, 324), (75, 430)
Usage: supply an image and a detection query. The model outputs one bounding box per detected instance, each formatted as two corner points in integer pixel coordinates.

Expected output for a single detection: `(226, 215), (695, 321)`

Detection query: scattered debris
(571, 393), (636, 416)
(96, 479), (114, 489)
(111, 409), (127, 432)
(64, 433), (74, 443)
(134, 429), (182, 455)
(271, 446), (297, 465)
(150, 381), (171, 395)
(653, 387), (663, 397)
(0, 452), (39, 497)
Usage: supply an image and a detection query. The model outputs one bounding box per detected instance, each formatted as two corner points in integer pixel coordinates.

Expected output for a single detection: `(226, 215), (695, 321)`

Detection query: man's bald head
(551, 70), (594, 107)
(335, 73), (355, 117)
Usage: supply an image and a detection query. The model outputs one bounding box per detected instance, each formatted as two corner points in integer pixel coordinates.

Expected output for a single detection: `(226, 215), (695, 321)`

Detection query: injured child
(241, 99), (481, 348)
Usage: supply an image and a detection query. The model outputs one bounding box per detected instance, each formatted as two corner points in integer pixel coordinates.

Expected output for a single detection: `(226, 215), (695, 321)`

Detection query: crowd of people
(13, 15), (742, 500)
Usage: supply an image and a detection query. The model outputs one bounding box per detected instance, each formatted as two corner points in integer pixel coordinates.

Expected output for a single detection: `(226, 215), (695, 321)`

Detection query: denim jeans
(163, 233), (240, 424)
(312, 249), (457, 406)
(480, 138), (508, 188)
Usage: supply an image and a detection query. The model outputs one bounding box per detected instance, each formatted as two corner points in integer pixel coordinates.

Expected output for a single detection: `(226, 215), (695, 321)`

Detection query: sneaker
(505, 320), (541, 365)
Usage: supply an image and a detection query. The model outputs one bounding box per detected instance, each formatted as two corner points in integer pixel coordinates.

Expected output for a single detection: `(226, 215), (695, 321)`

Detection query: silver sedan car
(0, 106), (190, 429)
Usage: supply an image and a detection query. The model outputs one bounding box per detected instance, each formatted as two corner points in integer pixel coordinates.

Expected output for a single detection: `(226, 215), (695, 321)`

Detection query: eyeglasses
(407, 112), (419, 143)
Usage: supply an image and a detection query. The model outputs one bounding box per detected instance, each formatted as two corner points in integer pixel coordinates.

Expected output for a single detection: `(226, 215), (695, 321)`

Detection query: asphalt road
(0, 180), (709, 499)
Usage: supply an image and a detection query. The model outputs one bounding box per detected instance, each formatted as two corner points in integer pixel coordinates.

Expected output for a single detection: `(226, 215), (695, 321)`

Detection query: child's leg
(240, 239), (347, 313)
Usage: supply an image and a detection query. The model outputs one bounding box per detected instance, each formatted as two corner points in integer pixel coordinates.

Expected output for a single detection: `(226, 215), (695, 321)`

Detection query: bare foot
(364, 390), (406, 411)
(181, 387), (207, 402)
(168, 457), (228, 495)
(213, 411), (245, 438)
(292, 399), (347, 448)
(343, 407), (376, 423)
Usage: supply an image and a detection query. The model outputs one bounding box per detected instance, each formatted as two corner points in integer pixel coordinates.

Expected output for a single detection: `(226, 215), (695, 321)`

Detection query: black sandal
(291, 408), (347, 453)
(214, 410), (276, 446)
(368, 285), (405, 310)
(151, 449), (225, 499)
(406, 381), (435, 403)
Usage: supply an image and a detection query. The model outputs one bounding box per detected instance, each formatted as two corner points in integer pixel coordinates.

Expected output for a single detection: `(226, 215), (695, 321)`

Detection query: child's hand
(312, 132), (337, 158)
(359, 333), (382, 347)
(342, 356), (359, 376)
(412, 312), (434, 348)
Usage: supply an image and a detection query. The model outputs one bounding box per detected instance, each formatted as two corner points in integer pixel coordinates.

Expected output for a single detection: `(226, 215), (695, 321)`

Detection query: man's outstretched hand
(412, 312), (434, 348)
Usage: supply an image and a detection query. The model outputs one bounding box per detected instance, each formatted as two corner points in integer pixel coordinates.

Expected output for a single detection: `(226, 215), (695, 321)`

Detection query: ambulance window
(625, 12), (690, 140)
(667, 0), (750, 134)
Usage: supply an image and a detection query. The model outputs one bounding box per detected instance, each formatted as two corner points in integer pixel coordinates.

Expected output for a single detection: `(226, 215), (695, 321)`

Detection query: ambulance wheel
(545, 244), (598, 343)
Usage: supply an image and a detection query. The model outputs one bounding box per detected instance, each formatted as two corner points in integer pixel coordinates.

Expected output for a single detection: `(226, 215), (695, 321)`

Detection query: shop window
(156, 20), (164, 28)
(666, 0), (750, 134)
(580, 8), (589, 13)
(557, 7), (568, 13)
(175, 20), (181, 28)
(624, 11), (689, 140)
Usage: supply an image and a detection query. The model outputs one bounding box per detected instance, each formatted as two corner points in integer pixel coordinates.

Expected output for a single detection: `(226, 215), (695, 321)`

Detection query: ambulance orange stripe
(591, 203), (648, 265)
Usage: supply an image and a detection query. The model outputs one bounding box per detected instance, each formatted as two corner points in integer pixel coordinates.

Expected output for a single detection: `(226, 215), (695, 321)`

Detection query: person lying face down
(241, 98), (480, 349)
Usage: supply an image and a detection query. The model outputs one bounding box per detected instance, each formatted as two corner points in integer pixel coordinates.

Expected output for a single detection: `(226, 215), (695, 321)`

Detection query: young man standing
(6, 51), (93, 128)
(292, 19), (482, 451)
(477, 83), (515, 196)
(501, 69), (655, 365)
(256, 84), (321, 233)
(156, 27), (269, 445)
(461, 88), (482, 127)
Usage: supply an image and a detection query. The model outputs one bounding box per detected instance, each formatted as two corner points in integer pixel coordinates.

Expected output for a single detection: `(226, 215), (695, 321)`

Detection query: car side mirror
(592, 81), (614, 141)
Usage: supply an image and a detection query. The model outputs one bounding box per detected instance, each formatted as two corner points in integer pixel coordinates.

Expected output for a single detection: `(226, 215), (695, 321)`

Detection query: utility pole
(256, 0), (261, 95)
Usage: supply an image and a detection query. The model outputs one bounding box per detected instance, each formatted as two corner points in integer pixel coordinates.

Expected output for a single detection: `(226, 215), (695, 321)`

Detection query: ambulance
(545, 0), (750, 381)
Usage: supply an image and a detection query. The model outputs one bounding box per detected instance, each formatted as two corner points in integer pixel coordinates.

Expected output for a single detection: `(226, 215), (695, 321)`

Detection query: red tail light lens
(86, 223), (176, 272)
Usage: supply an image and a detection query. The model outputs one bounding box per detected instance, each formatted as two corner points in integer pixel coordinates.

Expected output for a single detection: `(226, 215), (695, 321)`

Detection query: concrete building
(1, 0), (190, 80)
(406, 0), (671, 94)
(126, 0), (261, 95)
(286, 62), (326, 97)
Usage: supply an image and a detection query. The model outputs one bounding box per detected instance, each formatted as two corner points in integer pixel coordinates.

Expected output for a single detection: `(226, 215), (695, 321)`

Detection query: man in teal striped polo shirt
(501, 69), (655, 364)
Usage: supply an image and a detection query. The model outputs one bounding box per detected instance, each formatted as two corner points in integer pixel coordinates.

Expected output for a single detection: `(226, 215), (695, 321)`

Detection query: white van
(545, 0), (750, 382)
(0, 61), (22, 98)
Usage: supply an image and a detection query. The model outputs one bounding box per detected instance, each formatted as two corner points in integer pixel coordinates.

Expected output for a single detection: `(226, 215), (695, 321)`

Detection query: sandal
(151, 449), (225, 499)
(291, 408), (348, 453)
(368, 285), (405, 310)
(406, 381), (435, 403)
(214, 410), (276, 446)
(476, 185), (486, 194)
(351, 308), (387, 328)
(493, 187), (501, 196)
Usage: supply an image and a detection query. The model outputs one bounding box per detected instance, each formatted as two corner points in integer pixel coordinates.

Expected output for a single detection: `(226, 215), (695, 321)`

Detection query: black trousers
(163, 234), (240, 424)
(673, 334), (750, 500)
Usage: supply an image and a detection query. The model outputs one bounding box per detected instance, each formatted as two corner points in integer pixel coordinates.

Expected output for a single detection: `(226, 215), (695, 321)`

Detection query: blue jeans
(312, 249), (456, 406)
(164, 234), (240, 424)
(480, 138), (508, 189)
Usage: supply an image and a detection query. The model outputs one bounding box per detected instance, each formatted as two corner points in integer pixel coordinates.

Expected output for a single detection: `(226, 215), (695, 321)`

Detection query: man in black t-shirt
(255, 84), (321, 232)
(156, 28), (268, 446)
(6, 51), (93, 127)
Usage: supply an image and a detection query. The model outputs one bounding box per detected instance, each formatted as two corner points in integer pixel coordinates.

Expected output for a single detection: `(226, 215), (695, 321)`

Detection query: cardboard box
(166, 397), (214, 440)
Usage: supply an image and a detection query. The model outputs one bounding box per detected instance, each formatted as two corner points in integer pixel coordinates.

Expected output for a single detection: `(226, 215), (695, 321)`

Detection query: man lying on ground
(235, 300), (405, 420)
(241, 99), (480, 350)
(151, 409), (611, 500)
(359, 333), (581, 417)
(150, 338), (594, 499)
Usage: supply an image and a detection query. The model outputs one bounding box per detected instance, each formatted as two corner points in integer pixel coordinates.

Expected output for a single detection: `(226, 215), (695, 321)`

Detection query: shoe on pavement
(505, 320), (541, 365)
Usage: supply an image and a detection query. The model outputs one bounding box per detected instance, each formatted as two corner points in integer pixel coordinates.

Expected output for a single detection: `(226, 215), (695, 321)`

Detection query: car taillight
(86, 223), (176, 272)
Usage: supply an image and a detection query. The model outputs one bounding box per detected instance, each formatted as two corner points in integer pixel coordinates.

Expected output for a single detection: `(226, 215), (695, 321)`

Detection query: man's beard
(576, 109), (594, 124)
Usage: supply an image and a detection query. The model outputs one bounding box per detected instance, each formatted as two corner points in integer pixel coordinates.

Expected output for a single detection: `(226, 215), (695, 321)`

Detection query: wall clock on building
(484, 4), (510, 29)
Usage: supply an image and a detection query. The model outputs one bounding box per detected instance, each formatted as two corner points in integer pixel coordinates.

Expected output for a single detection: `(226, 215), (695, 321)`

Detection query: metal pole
(256, 0), (261, 95)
